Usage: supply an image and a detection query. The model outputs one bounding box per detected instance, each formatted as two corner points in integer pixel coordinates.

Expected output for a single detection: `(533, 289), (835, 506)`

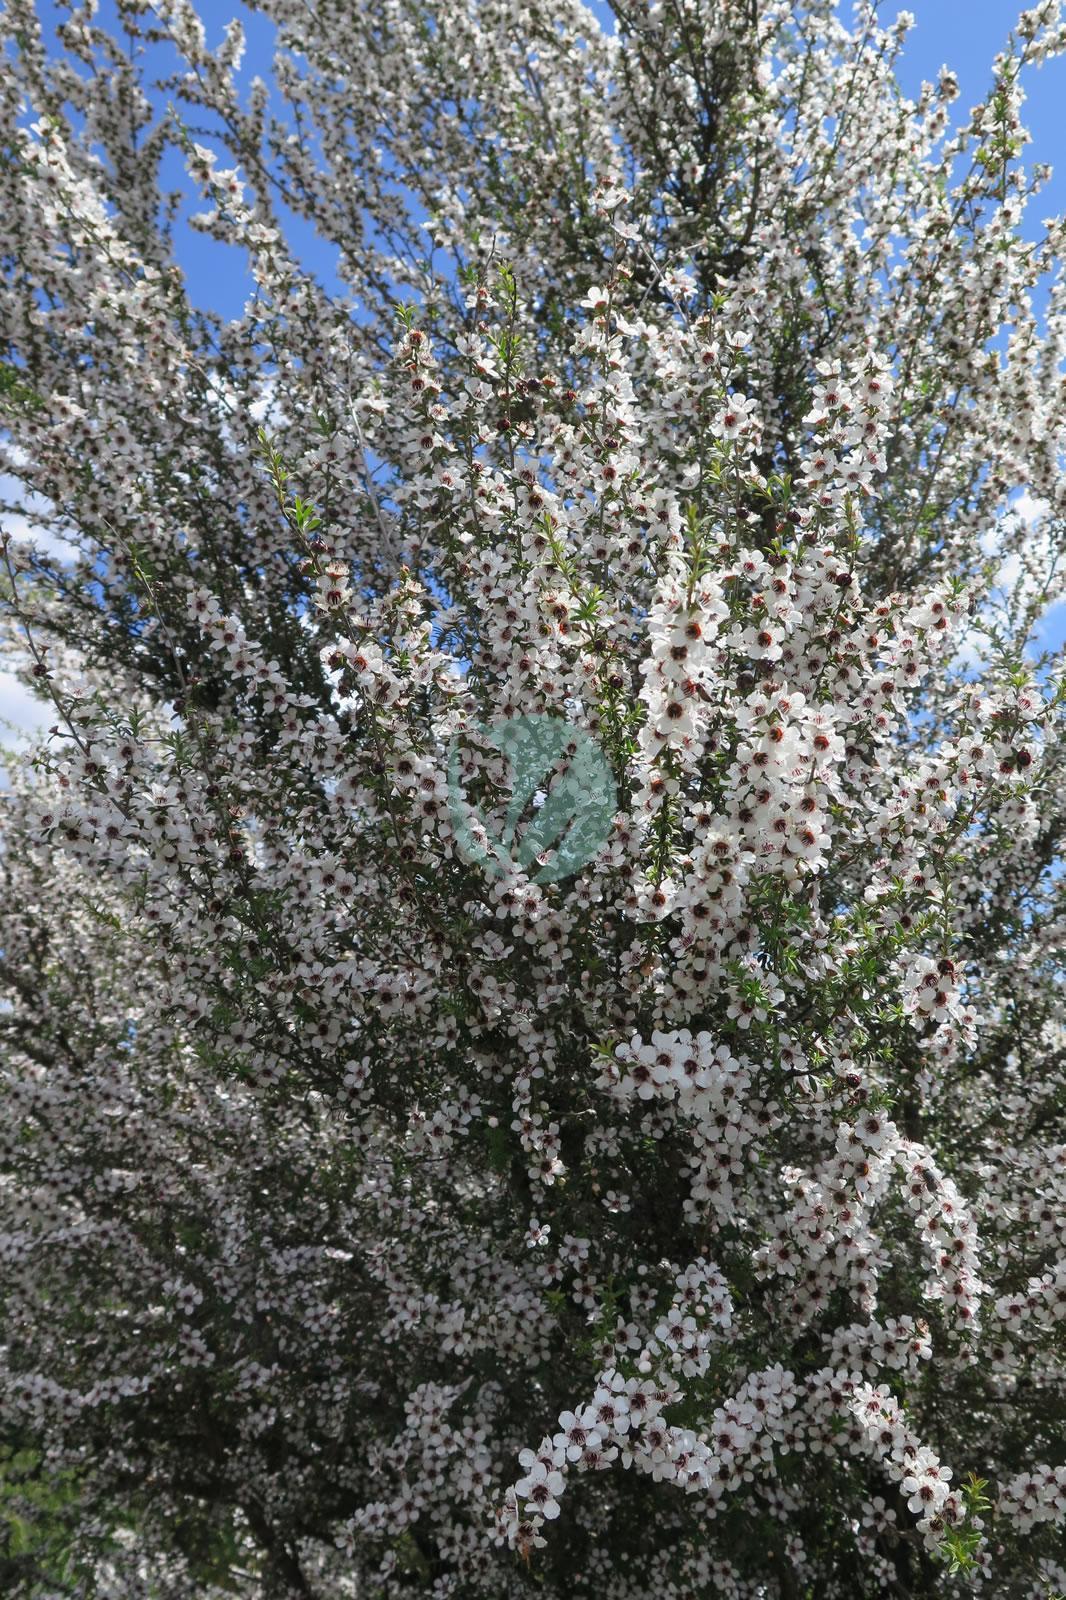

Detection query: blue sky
(1, 0), (1064, 740)
(141, 0), (1066, 324)
(14, 0), (1065, 331)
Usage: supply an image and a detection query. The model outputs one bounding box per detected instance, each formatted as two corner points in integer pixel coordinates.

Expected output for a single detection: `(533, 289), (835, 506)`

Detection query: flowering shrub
(1, 0), (1065, 1595)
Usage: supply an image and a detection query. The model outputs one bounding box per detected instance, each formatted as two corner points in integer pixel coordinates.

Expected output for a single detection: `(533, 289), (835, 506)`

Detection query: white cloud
(0, 668), (54, 789)
(0, 669), (52, 737)
(249, 372), (282, 425)
(953, 490), (1063, 672)
(0, 472), (77, 562)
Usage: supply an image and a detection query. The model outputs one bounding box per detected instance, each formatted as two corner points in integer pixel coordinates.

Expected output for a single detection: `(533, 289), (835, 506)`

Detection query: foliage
(0, 0), (1065, 1595)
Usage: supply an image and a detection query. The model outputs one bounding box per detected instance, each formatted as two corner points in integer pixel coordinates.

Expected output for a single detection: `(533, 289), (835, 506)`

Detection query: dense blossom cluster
(1, 0), (1065, 1595)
